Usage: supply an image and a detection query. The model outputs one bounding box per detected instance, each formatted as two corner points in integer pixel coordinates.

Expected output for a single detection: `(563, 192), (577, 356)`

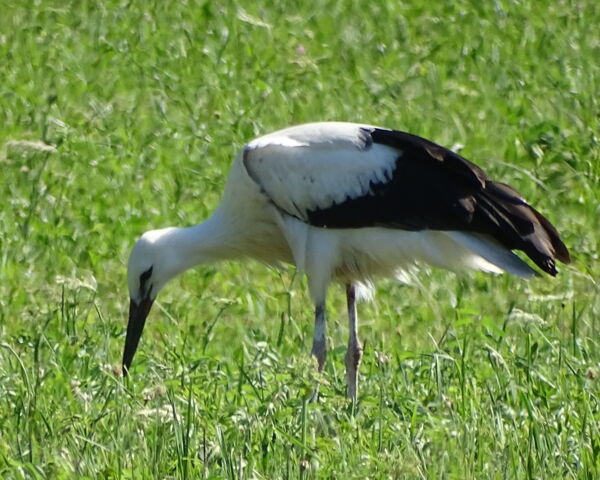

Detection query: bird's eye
(139, 266), (153, 286)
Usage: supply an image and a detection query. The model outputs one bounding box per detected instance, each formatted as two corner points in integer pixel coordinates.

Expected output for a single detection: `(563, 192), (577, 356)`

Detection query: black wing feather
(306, 128), (570, 276)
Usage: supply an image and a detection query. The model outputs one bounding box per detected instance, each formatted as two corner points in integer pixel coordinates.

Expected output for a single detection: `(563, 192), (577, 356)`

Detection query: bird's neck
(159, 209), (240, 277)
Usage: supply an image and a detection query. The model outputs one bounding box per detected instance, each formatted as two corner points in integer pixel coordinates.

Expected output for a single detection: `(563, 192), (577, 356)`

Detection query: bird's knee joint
(311, 341), (327, 369)
(346, 343), (363, 368)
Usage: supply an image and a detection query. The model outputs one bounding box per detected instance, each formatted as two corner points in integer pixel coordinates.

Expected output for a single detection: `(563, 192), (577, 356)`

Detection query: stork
(123, 122), (570, 399)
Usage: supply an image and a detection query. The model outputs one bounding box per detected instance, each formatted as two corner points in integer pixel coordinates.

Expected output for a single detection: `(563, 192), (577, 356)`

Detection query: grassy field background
(1, 0), (599, 478)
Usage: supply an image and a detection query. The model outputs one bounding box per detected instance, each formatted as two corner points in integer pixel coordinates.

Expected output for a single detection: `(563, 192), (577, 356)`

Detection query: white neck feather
(155, 208), (239, 279)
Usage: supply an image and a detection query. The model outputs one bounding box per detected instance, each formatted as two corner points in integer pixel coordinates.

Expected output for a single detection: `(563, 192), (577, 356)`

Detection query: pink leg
(345, 284), (363, 400)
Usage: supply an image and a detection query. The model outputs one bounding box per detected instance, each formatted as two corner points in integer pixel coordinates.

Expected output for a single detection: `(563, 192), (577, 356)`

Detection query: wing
(243, 122), (398, 220)
(243, 122), (570, 275)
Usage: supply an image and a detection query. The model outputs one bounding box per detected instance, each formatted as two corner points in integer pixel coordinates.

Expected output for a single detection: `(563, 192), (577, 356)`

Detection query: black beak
(122, 296), (154, 376)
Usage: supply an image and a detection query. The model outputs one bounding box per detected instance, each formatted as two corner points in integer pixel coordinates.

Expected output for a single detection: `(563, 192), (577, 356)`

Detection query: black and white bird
(123, 122), (570, 399)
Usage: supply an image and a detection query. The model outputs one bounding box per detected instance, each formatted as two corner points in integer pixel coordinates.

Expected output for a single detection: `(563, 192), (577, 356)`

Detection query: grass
(1, 0), (599, 478)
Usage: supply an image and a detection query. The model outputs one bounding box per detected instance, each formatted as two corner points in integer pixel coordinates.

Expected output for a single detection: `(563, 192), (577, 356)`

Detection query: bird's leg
(311, 302), (327, 372)
(345, 283), (363, 400)
(309, 302), (327, 401)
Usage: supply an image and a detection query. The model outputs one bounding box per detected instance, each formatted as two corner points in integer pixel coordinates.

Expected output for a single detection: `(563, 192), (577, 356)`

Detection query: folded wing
(243, 122), (570, 276)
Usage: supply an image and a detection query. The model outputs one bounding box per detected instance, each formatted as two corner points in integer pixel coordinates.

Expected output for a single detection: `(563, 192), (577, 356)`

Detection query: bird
(123, 121), (570, 399)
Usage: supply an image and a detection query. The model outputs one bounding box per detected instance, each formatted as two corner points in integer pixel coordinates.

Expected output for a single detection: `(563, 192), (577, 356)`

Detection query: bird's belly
(328, 228), (499, 282)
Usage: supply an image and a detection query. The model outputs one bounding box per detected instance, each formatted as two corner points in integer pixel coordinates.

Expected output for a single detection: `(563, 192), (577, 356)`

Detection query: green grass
(1, 0), (599, 478)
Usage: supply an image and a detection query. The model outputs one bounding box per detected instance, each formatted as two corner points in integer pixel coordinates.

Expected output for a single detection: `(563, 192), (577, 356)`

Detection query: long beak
(122, 296), (154, 376)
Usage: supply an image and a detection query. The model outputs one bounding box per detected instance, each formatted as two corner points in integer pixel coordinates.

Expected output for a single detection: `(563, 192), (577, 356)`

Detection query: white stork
(123, 122), (570, 399)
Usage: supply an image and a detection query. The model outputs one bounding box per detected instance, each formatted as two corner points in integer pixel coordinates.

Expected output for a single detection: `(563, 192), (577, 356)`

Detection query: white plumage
(123, 122), (570, 399)
(244, 123), (397, 218)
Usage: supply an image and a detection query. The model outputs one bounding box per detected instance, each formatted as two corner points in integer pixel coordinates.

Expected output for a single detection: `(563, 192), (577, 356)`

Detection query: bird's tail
(444, 231), (539, 278)
(475, 181), (571, 276)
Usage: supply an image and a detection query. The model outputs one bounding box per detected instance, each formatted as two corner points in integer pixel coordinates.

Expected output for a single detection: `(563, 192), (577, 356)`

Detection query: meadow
(1, 0), (599, 478)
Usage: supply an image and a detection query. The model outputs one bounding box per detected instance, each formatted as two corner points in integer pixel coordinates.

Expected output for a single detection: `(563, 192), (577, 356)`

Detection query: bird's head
(122, 228), (181, 375)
